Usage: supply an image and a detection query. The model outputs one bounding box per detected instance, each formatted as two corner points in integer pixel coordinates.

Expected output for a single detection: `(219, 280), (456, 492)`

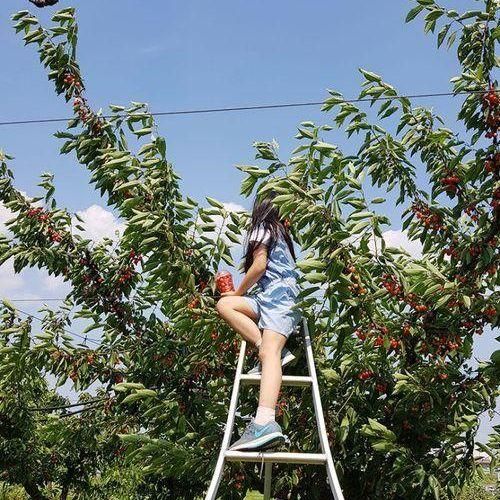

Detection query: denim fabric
(254, 226), (300, 288)
(243, 228), (301, 338)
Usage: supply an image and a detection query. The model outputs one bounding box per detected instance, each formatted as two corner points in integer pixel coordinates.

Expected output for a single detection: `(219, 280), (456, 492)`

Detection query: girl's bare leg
(258, 329), (287, 409)
(216, 296), (262, 346)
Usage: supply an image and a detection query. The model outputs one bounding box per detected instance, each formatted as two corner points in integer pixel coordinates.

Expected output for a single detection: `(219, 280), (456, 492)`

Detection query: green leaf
(113, 382), (145, 392)
(359, 68), (382, 82)
(12, 11), (30, 22)
(437, 24), (450, 47)
(134, 127), (152, 137)
(425, 9), (444, 22)
(447, 31), (456, 48)
(206, 197), (224, 209)
(156, 137), (167, 158)
(296, 258), (326, 272)
(339, 414), (349, 442)
(362, 418), (397, 441)
(225, 231), (240, 244)
(349, 211), (373, 221)
(350, 220), (370, 234)
(435, 293), (451, 309)
(135, 389), (157, 398)
(83, 323), (103, 334)
(313, 141), (337, 152)
(406, 5), (424, 22)
(35, 332), (53, 340)
(122, 393), (146, 404)
(321, 369), (340, 382)
(490, 348), (500, 363)
(304, 271), (327, 283)
(1, 299), (15, 311)
(462, 295), (471, 309)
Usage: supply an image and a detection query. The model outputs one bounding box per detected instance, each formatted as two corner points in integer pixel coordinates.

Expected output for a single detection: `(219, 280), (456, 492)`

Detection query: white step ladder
(205, 318), (344, 499)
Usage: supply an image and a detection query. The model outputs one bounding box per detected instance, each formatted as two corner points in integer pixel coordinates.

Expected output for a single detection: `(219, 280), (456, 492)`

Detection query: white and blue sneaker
(247, 347), (296, 375)
(229, 418), (285, 451)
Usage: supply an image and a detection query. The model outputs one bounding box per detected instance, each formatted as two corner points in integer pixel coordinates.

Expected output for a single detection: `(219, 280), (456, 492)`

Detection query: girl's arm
(234, 244), (268, 296)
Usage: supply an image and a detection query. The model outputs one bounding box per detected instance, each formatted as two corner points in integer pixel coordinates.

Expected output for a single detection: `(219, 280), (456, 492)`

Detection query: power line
(12, 305), (101, 346)
(28, 397), (108, 412)
(59, 404), (102, 418)
(0, 89), (493, 127)
(9, 298), (66, 301)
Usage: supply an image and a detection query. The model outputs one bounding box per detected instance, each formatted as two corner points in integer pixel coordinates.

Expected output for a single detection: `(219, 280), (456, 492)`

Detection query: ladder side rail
(205, 340), (248, 500)
(303, 318), (345, 500)
(263, 462), (273, 500)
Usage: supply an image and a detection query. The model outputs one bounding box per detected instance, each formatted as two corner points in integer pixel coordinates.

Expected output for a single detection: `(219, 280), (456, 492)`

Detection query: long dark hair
(243, 190), (296, 272)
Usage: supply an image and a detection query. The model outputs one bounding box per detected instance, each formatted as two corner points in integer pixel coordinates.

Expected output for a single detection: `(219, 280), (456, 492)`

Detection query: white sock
(254, 405), (275, 425)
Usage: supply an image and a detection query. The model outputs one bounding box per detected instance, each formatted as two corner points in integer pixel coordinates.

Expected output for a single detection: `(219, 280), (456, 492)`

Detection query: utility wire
(0, 89), (493, 127)
(28, 397), (108, 412)
(9, 298), (66, 301)
(12, 305), (101, 346)
(59, 404), (102, 418)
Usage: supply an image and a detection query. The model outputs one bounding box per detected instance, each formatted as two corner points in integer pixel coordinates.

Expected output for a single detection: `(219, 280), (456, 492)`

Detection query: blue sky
(1, 0), (474, 209)
(0, 0), (497, 441)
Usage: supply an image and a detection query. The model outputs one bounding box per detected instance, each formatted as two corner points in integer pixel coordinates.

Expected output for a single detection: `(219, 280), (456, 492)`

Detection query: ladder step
(225, 451), (326, 465)
(240, 374), (312, 387)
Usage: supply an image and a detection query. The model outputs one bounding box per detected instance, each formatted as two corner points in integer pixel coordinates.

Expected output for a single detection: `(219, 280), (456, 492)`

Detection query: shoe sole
(246, 352), (296, 375)
(258, 437), (286, 451)
(229, 432), (285, 451)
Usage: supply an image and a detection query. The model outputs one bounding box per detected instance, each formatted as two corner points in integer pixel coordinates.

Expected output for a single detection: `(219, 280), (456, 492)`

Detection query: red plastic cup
(216, 270), (235, 293)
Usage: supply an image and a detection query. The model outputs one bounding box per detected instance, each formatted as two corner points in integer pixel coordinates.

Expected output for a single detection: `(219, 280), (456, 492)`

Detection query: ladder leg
(302, 319), (345, 500)
(205, 340), (247, 500)
(263, 462), (273, 499)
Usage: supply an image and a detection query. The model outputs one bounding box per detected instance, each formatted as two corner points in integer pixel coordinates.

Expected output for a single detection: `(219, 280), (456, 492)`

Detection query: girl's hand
(221, 290), (241, 297)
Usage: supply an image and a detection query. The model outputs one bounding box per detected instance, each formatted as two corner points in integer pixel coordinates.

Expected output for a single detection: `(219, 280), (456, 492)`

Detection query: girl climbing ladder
(216, 189), (302, 451)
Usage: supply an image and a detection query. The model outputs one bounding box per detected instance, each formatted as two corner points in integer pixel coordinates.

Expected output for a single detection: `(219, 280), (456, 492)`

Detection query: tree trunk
(60, 483), (69, 500)
(23, 481), (49, 500)
(28, 0), (59, 7)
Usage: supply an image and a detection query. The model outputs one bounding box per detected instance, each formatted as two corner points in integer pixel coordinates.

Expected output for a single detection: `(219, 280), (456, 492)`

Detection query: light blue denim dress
(242, 225), (302, 338)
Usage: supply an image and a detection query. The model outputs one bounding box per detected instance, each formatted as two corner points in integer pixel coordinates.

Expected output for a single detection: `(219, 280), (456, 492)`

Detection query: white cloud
(0, 257), (24, 296)
(0, 192), (43, 237)
(0, 204), (122, 303)
(0, 195), (51, 300)
(380, 229), (423, 258)
(346, 228), (423, 259)
(0, 203), (12, 223)
(0, 202), (14, 236)
(222, 202), (247, 213)
(1, 201), (123, 243)
(0, 258), (71, 302)
(345, 229), (422, 259)
(41, 272), (70, 293)
(73, 204), (125, 242)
